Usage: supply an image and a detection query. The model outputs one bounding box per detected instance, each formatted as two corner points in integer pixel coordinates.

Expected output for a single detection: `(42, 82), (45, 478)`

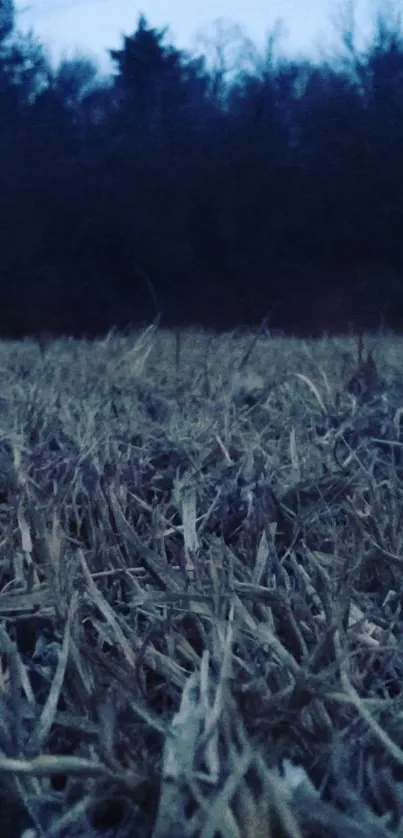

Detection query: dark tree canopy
(0, 0), (13, 44)
(1, 5), (403, 336)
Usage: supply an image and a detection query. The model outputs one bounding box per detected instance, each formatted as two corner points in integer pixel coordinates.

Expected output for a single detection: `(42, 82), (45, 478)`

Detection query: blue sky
(15, 0), (373, 68)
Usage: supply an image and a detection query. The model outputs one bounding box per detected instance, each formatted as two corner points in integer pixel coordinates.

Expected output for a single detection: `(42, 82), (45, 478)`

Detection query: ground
(0, 325), (402, 838)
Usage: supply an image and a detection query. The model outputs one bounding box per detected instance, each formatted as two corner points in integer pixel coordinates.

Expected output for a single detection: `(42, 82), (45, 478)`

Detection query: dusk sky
(15, 0), (374, 68)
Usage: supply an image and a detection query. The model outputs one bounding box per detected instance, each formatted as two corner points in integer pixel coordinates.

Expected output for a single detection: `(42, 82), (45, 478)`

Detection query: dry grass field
(1, 324), (403, 837)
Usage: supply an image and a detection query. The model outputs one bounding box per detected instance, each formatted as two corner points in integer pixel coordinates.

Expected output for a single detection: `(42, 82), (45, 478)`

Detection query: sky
(14, 0), (376, 69)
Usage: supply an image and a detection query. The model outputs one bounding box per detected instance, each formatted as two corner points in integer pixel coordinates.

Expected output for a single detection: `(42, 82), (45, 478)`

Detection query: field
(1, 325), (403, 837)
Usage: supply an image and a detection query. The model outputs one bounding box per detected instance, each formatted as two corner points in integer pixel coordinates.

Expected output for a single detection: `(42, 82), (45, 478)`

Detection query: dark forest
(1, 1), (403, 336)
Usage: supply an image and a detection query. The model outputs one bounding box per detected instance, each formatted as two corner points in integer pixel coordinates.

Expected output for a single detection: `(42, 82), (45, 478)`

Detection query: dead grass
(0, 325), (403, 836)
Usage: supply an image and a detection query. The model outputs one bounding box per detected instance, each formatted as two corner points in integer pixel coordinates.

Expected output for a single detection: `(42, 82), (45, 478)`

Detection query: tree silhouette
(0, 3), (403, 335)
(0, 0), (13, 45)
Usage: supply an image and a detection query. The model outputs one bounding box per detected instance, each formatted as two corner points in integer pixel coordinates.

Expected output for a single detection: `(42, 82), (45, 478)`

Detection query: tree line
(1, 1), (403, 336)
